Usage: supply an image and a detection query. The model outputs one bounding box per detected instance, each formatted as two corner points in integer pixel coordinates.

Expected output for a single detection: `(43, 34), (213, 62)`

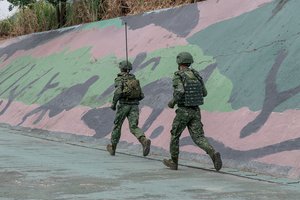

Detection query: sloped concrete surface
(1, 125), (300, 200)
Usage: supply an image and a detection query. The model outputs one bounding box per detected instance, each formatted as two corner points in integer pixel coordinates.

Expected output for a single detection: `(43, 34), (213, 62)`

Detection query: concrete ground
(1, 126), (300, 200)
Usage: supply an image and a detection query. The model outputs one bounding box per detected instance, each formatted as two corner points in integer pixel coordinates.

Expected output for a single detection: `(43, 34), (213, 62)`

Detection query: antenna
(125, 22), (128, 65)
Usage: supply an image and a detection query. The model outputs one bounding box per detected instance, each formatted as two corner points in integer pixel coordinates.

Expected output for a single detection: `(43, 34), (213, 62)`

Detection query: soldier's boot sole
(143, 139), (151, 157)
(163, 159), (178, 170)
(212, 152), (222, 171)
(106, 144), (115, 156)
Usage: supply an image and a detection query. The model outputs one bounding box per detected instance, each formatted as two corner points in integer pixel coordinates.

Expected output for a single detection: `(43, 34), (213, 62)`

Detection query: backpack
(122, 77), (142, 99)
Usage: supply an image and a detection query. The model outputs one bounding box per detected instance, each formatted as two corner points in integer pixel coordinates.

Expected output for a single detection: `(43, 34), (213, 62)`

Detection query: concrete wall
(1, 0), (300, 178)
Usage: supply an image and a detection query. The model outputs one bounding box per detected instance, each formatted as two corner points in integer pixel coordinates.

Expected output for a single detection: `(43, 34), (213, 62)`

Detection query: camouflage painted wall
(1, 0), (300, 178)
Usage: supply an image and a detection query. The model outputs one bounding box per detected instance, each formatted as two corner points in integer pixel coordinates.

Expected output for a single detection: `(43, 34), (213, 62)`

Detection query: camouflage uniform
(170, 68), (215, 158)
(111, 72), (145, 144)
(107, 61), (151, 156)
(164, 52), (222, 171)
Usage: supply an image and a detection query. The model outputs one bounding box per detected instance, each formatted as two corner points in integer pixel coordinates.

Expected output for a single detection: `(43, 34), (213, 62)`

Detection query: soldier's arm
(199, 77), (207, 97)
(112, 77), (123, 106)
(172, 73), (185, 104)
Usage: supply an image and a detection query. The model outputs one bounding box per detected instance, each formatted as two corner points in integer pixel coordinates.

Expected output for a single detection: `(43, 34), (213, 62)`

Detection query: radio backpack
(122, 76), (142, 99)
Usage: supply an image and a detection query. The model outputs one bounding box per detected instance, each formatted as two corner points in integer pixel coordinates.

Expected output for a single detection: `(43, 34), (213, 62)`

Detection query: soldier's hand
(168, 100), (175, 109)
(139, 93), (145, 100)
(110, 104), (117, 111)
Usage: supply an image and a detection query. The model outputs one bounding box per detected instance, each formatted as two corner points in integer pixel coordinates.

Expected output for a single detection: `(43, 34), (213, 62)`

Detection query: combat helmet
(119, 60), (132, 70)
(176, 52), (194, 65)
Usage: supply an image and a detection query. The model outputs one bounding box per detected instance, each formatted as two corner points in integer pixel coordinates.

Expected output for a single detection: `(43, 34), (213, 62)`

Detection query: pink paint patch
(23, 25), (187, 60)
(0, 99), (95, 136)
(256, 150), (300, 168)
(188, 0), (273, 37)
(202, 108), (300, 150)
(255, 150), (300, 178)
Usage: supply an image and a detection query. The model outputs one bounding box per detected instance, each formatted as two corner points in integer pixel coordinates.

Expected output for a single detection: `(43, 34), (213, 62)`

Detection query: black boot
(163, 156), (178, 170)
(139, 137), (151, 156)
(106, 144), (116, 156)
(210, 152), (222, 171)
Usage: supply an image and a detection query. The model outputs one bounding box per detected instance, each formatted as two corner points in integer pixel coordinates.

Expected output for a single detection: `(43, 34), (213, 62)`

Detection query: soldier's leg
(108, 105), (128, 155)
(127, 105), (151, 156)
(187, 108), (222, 171)
(163, 108), (189, 170)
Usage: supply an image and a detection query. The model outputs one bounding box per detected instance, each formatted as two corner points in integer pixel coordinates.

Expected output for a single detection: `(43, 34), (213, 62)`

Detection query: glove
(139, 93), (145, 100)
(168, 100), (175, 109)
(110, 104), (117, 111)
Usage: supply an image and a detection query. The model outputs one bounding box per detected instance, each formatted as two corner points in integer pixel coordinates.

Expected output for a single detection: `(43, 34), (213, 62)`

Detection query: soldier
(107, 60), (151, 156)
(163, 52), (222, 171)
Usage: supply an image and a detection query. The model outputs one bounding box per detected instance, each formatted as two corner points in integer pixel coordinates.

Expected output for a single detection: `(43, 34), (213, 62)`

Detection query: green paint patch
(0, 48), (119, 108)
(202, 69), (233, 112)
(83, 18), (123, 30)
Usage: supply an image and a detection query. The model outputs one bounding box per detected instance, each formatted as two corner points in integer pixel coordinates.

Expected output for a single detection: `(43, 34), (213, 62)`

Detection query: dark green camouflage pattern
(170, 106), (215, 158)
(111, 104), (145, 145)
(169, 67), (215, 159)
(119, 60), (133, 70)
(111, 72), (145, 145)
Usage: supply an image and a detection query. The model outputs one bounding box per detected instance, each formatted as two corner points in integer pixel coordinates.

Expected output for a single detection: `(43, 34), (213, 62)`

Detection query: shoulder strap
(174, 70), (187, 84)
(190, 68), (203, 81)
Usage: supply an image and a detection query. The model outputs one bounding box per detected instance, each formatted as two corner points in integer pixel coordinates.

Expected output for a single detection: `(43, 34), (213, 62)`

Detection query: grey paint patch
(131, 52), (161, 73)
(199, 63), (218, 83)
(122, 3), (199, 37)
(36, 72), (60, 99)
(240, 50), (300, 138)
(0, 27), (76, 61)
(18, 75), (99, 125)
(140, 78), (173, 131)
(150, 126), (164, 139)
(97, 84), (114, 100)
(269, 0), (289, 21)
(81, 107), (115, 138)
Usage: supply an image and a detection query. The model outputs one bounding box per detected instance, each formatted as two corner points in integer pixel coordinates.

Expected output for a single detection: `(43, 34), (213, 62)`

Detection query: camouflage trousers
(111, 104), (145, 145)
(170, 106), (215, 159)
